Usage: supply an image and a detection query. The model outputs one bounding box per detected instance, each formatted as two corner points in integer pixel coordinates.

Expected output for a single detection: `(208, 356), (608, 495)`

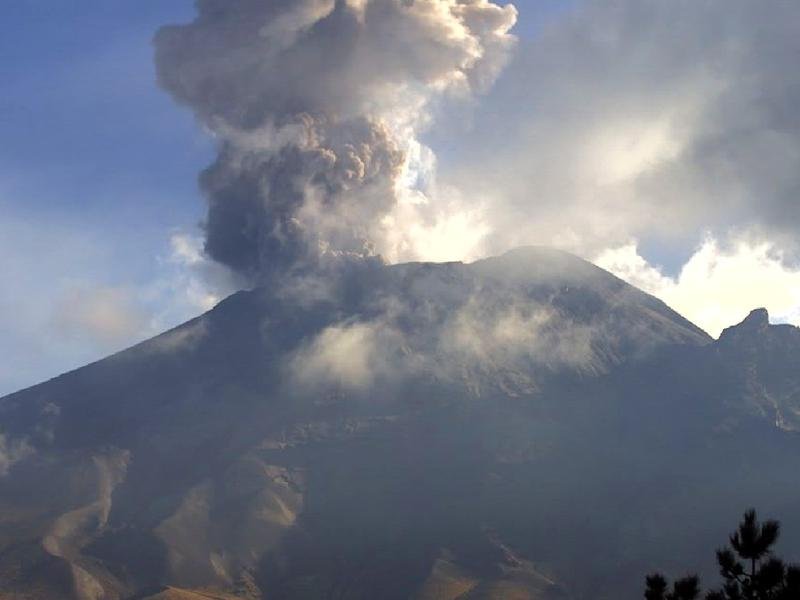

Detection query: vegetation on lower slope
(645, 510), (800, 599)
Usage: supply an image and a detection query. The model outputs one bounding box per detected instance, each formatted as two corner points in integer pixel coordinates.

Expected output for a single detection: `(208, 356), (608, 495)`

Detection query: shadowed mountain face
(1, 248), (799, 600)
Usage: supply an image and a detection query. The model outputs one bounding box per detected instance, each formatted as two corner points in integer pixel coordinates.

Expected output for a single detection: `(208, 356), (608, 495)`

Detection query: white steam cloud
(448, 0), (800, 259)
(0, 433), (33, 477)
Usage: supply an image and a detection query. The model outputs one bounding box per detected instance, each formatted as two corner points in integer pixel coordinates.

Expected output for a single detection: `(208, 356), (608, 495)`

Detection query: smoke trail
(155, 0), (517, 282)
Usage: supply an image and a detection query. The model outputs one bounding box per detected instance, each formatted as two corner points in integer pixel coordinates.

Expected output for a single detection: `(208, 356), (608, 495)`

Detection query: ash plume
(155, 0), (517, 282)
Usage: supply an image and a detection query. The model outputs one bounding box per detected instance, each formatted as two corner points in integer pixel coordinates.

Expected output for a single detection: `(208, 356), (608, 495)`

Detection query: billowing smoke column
(155, 0), (517, 282)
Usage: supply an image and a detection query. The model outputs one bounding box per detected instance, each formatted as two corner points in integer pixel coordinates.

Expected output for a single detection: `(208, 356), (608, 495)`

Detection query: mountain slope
(2, 248), (799, 600)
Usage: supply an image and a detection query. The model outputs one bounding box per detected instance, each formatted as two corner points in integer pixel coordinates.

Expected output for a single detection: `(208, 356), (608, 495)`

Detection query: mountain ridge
(1, 247), (798, 600)
(2, 246), (711, 401)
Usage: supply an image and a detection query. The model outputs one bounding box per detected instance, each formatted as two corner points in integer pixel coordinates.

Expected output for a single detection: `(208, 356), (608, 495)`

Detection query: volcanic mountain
(2, 247), (799, 600)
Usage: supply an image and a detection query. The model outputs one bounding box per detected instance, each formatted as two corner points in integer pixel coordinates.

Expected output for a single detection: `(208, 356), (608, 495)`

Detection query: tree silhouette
(645, 573), (701, 600)
(644, 509), (800, 600)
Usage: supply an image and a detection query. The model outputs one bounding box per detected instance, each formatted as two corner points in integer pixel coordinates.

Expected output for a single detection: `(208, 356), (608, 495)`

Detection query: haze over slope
(2, 249), (800, 599)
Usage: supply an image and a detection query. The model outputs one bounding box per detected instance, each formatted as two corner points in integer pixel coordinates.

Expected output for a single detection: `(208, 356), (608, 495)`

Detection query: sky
(1, 0), (799, 395)
(0, 1), (210, 393)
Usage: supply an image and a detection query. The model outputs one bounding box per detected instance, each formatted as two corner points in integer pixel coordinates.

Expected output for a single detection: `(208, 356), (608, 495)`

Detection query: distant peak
(742, 308), (770, 328)
(495, 245), (586, 264)
(719, 308), (770, 342)
(470, 246), (600, 281)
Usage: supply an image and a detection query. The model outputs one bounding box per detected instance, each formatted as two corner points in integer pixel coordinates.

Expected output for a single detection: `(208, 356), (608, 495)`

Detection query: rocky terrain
(1, 248), (799, 599)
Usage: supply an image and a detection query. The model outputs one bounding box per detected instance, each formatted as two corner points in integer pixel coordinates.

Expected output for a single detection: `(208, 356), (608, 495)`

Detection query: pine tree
(705, 509), (800, 600)
(644, 509), (800, 600)
(645, 573), (701, 600)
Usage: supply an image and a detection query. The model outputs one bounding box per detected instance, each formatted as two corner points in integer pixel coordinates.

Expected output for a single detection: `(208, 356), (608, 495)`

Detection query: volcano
(2, 248), (800, 600)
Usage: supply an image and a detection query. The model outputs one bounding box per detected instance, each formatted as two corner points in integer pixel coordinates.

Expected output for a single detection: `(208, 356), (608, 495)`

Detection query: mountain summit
(1, 248), (798, 600)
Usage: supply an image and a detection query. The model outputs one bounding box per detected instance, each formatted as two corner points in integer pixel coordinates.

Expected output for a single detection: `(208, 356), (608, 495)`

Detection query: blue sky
(1, 2), (209, 263)
(1, 2), (209, 394)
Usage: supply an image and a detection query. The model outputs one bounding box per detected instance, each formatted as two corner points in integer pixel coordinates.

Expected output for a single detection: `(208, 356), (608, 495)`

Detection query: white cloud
(441, 296), (598, 372)
(596, 238), (800, 338)
(381, 184), (491, 264)
(49, 231), (235, 354)
(149, 231), (238, 324)
(444, 0), (800, 260)
(289, 281), (628, 398)
(291, 321), (401, 389)
(0, 433), (33, 477)
(52, 285), (150, 347)
(0, 214), (235, 395)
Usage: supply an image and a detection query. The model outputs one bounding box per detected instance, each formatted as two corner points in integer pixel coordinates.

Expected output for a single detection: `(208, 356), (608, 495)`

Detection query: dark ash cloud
(155, 0), (517, 282)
